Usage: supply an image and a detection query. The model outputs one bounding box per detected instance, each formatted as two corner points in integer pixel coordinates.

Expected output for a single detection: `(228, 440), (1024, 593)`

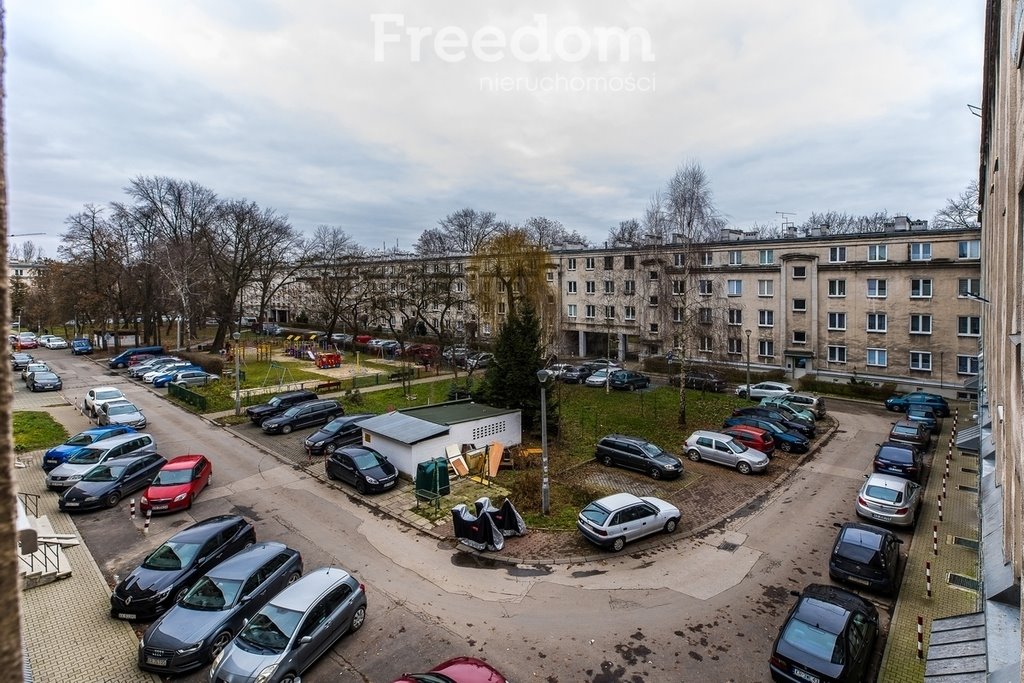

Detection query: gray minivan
(45, 433), (158, 490)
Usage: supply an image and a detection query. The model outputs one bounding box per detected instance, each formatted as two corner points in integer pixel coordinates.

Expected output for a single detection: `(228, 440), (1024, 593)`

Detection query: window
(910, 351), (932, 371)
(729, 250), (743, 265)
(649, 295), (659, 306)
(699, 308), (713, 324)
(758, 280), (774, 297)
(455, 281), (465, 293)
(649, 270), (659, 281)
(624, 306), (636, 321)
(728, 309), (742, 326)
(584, 305), (596, 319)
(910, 314), (932, 334)
(673, 253), (685, 267)
(698, 280), (713, 295)
(828, 312), (847, 330)
(585, 257), (595, 270)
(909, 243), (932, 261)
(624, 255), (635, 270)
(759, 249), (774, 265)
(567, 304), (577, 318)
(829, 247), (847, 263)
(623, 280), (636, 295)
(792, 298), (806, 312)
(957, 355), (980, 375)
(567, 281), (577, 294)
(792, 330), (807, 345)
(867, 279), (887, 298)
(604, 280), (614, 294)
(792, 266), (806, 278)
(727, 280), (742, 296)
(758, 339), (775, 358)
(497, 301), (506, 314)
(567, 258), (577, 271)
(699, 336), (713, 352)
(758, 310), (774, 327)
(604, 306), (615, 320)
(545, 271), (554, 282)
(910, 279), (932, 298)
(584, 280), (595, 294)
(828, 279), (846, 297)
(867, 244), (887, 262)
(958, 240), (980, 259)
(866, 348), (888, 367)
(672, 280), (685, 295)
(958, 278), (981, 298)
(603, 256), (614, 270)
(866, 313), (887, 333)
(673, 307), (685, 322)
(649, 323), (659, 334)
(727, 338), (743, 355)
(700, 252), (713, 266)
(827, 346), (847, 363)
(958, 316), (981, 336)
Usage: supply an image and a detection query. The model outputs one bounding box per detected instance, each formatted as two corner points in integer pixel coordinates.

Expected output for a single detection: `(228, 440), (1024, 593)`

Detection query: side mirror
(240, 594), (252, 604)
(299, 636), (313, 645)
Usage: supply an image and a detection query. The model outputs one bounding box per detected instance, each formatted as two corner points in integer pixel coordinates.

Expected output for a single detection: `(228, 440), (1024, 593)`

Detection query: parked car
(872, 441), (924, 483)
(46, 433), (158, 490)
(779, 393), (827, 419)
(58, 453), (167, 512)
(584, 368), (613, 387)
(246, 389), (318, 426)
(261, 399), (343, 435)
(304, 414), (375, 457)
(21, 361), (49, 382)
(731, 407), (815, 438)
(559, 365), (592, 384)
(10, 352), (34, 369)
(769, 583), (879, 683)
(326, 446), (400, 494)
(139, 541), (303, 675)
(42, 425), (138, 471)
(722, 425), (776, 457)
(584, 358), (622, 371)
(110, 514), (257, 621)
(42, 336), (69, 350)
(96, 400), (148, 428)
(546, 363), (574, 379)
(684, 431), (770, 475)
(83, 386), (128, 417)
(608, 370), (651, 391)
(71, 338), (94, 355)
(140, 454), (213, 514)
(671, 370), (727, 392)
(109, 345), (166, 369)
(209, 566), (367, 683)
(151, 365), (202, 388)
(26, 371), (63, 392)
(14, 333), (38, 349)
(128, 356), (180, 378)
(169, 369), (220, 388)
(594, 435), (684, 479)
(856, 472), (923, 527)
(736, 381), (794, 399)
(577, 492), (680, 552)
(36, 334), (57, 348)
(144, 361), (193, 383)
(391, 657), (510, 683)
(758, 397), (817, 423)
(905, 404), (941, 434)
(828, 522), (903, 595)
(466, 352), (494, 369)
(888, 419), (930, 451)
(722, 416), (810, 453)
(884, 391), (950, 417)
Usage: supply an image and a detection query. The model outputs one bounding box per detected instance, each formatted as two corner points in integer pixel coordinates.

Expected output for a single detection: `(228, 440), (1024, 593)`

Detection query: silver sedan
(855, 472), (923, 527)
(684, 430), (770, 475)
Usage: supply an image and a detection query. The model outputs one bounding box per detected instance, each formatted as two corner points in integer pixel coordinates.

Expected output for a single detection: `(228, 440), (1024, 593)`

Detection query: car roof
(269, 567), (353, 611)
(690, 430), (732, 440)
(792, 585), (866, 634)
(206, 541), (291, 580)
(878, 441), (916, 452)
(602, 434), (653, 446)
(892, 419), (923, 430)
(91, 386), (121, 393)
(90, 432), (150, 447)
(725, 424), (769, 436)
(163, 454), (206, 469)
(590, 492), (644, 511)
(863, 472), (912, 490)
(837, 522), (889, 549)
(171, 515), (247, 542)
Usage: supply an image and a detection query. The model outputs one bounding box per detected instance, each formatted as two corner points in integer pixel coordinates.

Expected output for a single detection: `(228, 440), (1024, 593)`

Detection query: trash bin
(415, 457), (451, 498)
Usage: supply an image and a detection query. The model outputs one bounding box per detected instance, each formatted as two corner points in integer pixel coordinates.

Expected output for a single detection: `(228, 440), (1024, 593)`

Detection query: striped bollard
(933, 525), (939, 555)
(937, 496), (943, 522)
(917, 616), (924, 657)
(948, 443), (953, 459)
(130, 498), (136, 521)
(926, 562), (932, 598)
(942, 480), (947, 500)
(144, 509), (152, 535)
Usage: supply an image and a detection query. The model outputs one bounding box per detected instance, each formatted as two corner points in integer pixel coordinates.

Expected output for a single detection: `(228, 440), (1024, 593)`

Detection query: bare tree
(933, 181), (980, 230)
(425, 208), (498, 254)
(303, 225), (368, 337)
(523, 216), (588, 248)
(607, 218), (643, 246)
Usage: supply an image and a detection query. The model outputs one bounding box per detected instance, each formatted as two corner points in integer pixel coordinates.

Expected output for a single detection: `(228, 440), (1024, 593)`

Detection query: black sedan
(27, 371), (63, 392)
(326, 445), (400, 493)
(731, 407), (815, 438)
(304, 413), (374, 457)
(828, 522), (903, 595)
(873, 441), (924, 483)
(10, 352), (33, 370)
(139, 541), (302, 675)
(110, 515), (256, 621)
(770, 584), (879, 683)
(59, 453), (166, 512)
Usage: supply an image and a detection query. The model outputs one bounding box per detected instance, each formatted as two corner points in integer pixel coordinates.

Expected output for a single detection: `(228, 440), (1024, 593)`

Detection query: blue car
(722, 416), (810, 454)
(42, 425), (137, 472)
(884, 392), (950, 417)
(152, 365), (201, 388)
(71, 338), (93, 355)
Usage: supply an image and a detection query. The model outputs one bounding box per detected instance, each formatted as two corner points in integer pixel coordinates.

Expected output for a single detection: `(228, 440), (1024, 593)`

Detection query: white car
(577, 493), (680, 552)
(584, 369), (612, 387)
(143, 362), (191, 383)
(83, 386), (127, 416)
(736, 381), (794, 399)
(42, 336), (69, 349)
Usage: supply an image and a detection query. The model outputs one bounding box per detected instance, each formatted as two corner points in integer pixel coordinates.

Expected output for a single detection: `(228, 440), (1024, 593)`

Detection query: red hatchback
(140, 454), (212, 513)
(723, 425), (775, 456)
(392, 657), (508, 683)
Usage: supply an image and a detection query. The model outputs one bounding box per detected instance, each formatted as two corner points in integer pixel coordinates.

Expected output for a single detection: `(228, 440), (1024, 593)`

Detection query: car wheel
(780, 441), (793, 453)
(286, 571), (301, 585)
(186, 494), (194, 510)
(210, 631), (232, 660)
(649, 467), (661, 480)
(279, 674), (297, 683)
(349, 605), (366, 633)
(611, 537), (626, 552)
(106, 492), (121, 508)
(738, 390), (747, 399)
(326, 443), (337, 454)
(602, 455), (614, 467)
(664, 518), (678, 534)
(629, 384), (637, 392)
(325, 465), (336, 480)
(281, 424), (293, 434)
(356, 478), (367, 494)
(687, 449), (701, 462)
(737, 462), (752, 475)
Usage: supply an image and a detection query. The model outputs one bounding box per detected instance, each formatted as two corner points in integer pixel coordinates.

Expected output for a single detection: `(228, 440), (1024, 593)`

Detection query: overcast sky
(7, 1), (984, 258)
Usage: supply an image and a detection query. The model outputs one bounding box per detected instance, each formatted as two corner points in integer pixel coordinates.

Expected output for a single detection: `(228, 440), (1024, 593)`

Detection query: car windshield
(755, 421), (783, 434)
(152, 469), (193, 486)
(639, 443), (665, 458)
(68, 447), (104, 465)
(182, 576), (244, 611)
(580, 503), (611, 526)
(106, 404), (139, 416)
(837, 529), (885, 566)
(142, 540), (202, 570)
(96, 390), (123, 400)
(352, 451), (386, 469)
(35, 372), (58, 381)
(321, 420), (345, 435)
(781, 613), (843, 665)
(26, 364), (47, 372)
(66, 433), (97, 446)
(892, 425), (919, 437)
(282, 406), (302, 418)
(83, 464), (126, 482)
(591, 370), (608, 379)
(865, 484), (903, 504)
(907, 407), (934, 417)
(238, 605), (303, 652)
(725, 440), (747, 454)
(879, 447), (914, 463)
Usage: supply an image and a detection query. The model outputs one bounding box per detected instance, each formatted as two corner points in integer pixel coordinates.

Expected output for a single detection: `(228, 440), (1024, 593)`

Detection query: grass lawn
(13, 411), (69, 452)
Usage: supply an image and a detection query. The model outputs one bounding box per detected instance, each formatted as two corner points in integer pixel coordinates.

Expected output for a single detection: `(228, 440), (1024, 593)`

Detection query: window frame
(866, 348), (888, 367)
(867, 279), (888, 298)
(828, 279), (846, 298)
(827, 345), (847, 363)
(910, 314), (933, 335)
(957, 240), (980, 260)
(757, 279), (774, 297)
(727, 279), (742, 296)
(866, 312), (887, 333)
(867, 244), (888, 262)
(829, 246), (847, 263)
(910, 351), (933, 371)
(909, 242), (932, 261)
(827, 312), (847, 331)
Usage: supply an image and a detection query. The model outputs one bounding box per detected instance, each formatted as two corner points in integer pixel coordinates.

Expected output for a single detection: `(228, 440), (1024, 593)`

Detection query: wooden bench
(388, 370), (415, 382)
(315, 380), (342, 393)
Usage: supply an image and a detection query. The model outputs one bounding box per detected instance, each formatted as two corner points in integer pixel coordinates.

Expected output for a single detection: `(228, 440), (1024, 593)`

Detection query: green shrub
(798, 376), (896, 401)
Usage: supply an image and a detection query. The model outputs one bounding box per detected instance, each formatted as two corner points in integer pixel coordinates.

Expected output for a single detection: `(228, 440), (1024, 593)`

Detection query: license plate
(63, 502), (79, 507)
(792, 668), (820, 683)
(871, 512), (888, 521)
(152, 505), (168, 511)
(145, 657), (167, 667)
(117, 612), (136, 620)
(383, 480), (395, 488)
(846, 575), (870, 586)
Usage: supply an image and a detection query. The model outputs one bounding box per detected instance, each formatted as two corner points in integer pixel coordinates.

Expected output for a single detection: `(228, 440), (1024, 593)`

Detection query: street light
(537, 369), (553, 515)
(745, 329), (752, 400)
(233, 331), (241, 416)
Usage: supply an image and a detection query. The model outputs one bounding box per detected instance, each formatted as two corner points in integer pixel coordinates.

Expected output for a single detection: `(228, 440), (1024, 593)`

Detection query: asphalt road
(24, 348), (915, 682)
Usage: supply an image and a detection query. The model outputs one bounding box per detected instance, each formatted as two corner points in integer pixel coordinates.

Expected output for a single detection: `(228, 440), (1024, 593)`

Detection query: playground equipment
(315, 352), (342, 369)
(255, 342), (272, 362)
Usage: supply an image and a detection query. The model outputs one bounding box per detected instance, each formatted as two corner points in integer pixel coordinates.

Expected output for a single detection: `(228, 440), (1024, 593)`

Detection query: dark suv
(873, 441), (924, 482)
(594, 435), (683, 480)
(671, 371), (727, 392)
(246, 389), (318, 426)
(261, 399), (343, 435)
(608, 370), (651, 391)
(304, 414), (375, 456)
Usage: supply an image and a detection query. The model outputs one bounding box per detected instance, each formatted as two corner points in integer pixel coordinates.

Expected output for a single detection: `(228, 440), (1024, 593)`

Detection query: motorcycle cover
(451, 503), (504, 551)
(474, 497), (528, 537)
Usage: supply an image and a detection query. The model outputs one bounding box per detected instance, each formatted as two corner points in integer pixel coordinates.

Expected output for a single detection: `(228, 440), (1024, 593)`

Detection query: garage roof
(402, 400), (519, 426)
(359, 412), (450, 445)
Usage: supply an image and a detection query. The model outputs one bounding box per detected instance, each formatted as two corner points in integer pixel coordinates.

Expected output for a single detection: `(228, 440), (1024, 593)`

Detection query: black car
(27, 371), (63, 392)
(245, 389), (318, 426)
(560, 365), (592, 384)
(873, 441), (924, 483)
(770, 583), (879, 683)
(139, 541), (303, 675)
(608, 370), (651, 391)
(58, 453), (167, 512)
(670, 370), (727, 392)
(594, 435), (684, 480)
(731, 407), (815, 438)
(10, 352), (33, 370)
(261, 399), (343, 435)
(905, 404), (941, 434)
(110, 515), (257, 621)
(326, 445), (400, 493)
(304, 414), (375, 457)
(828, 522), (903, 595)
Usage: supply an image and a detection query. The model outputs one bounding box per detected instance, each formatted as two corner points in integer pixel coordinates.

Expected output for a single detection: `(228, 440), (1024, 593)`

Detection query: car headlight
(254, 664), (279, 683)
(140, 496), (148, 504)
(84, 496), (99, 502)
(69, 474), (83, 481)
(364, 476), (380, 485)
(154, 587), (172, 601)
(173, 492), (188, 503)
(176, 642), (203, 655)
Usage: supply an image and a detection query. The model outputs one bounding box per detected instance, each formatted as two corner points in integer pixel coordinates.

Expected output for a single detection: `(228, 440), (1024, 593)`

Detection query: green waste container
(415, 457), (450, 499)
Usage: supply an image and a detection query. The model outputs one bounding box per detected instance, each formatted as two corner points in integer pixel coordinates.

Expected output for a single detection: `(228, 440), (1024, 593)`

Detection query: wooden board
(488, 443), (504, 477)
(450, 455), (469, 477)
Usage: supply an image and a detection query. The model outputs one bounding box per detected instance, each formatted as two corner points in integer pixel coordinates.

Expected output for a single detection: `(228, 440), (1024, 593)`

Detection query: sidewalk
(879, 408), (981, 681)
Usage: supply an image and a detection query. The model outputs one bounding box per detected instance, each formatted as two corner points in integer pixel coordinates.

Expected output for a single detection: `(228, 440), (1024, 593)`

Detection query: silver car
(209, 567), (367, 683)
(683, 430), (770, 475)
(170, 369), (220, 387)
(45, 433), (157, 489)
(576, 493), (680, 552)
(736, 381), (794, 399)
(97, 400), (148, 428)
(855, 472), (923, 527)
(758, 397), (817, 423)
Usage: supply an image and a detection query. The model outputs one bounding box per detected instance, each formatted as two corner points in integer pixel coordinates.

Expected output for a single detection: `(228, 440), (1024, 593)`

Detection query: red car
(722, 425), (775, 456)
(392, 657), (508, 683)
(140, 454), (212, 513)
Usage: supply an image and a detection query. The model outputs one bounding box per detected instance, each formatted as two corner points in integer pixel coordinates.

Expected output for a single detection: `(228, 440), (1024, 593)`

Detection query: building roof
(359, 412), (450, 445)
(401, 400), (520, 425)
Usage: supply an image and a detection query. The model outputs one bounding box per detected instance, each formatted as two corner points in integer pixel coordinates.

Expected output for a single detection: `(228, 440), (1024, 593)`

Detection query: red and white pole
(917, 616), (924, 658)
(926, 562), (932, 598)
(937, 496), (943, 522)
(129, 498), (136, 521)
(144, 509), (152, 535)
(942, 480), (947, 500)
(933, 525), (939, 555)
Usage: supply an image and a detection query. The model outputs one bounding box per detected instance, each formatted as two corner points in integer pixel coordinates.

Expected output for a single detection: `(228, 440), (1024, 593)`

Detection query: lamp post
(745, 329), (752, 400)
(233, 331), (241, 416)
(537, 369), (552, 515)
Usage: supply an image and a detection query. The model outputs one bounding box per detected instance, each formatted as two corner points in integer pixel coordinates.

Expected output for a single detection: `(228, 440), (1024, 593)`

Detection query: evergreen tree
(478, 304), (550, 431)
